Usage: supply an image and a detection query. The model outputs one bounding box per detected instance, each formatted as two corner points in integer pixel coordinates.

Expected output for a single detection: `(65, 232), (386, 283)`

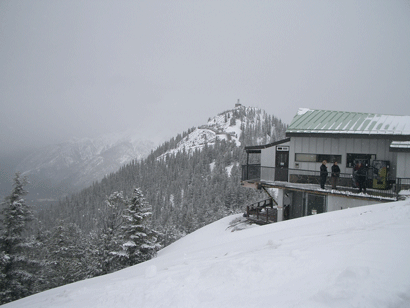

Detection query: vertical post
(277, 189), (284, 222)
(396, 178), (401, 200)
(246, 151), (249, 181)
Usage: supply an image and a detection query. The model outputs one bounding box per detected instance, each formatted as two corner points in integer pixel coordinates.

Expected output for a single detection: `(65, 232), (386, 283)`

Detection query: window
(295, 153), (342, 163)
(295, 154), (316, 162)
(247, 152), (261, 165)
(346, 153), (376, 168)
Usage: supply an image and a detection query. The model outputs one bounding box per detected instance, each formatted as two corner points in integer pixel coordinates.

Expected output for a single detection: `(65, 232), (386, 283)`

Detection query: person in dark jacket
(354, 162), (367, 193)
(331, 161), (340, 189)
(320, 160), (328, 189)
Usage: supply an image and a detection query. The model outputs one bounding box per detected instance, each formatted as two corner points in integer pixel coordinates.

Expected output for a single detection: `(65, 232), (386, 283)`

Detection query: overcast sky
(1, 0), (409, 154)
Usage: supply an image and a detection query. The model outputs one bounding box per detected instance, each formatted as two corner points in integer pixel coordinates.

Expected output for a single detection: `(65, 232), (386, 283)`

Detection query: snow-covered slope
(15, 130), (155, 200)
(159, 105), (281, 159)
(5, 199), (410, 308)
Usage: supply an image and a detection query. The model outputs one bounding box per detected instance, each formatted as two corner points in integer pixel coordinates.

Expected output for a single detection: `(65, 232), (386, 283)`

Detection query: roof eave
(285, 131), (410, 140)
(245, 138), (291, 151)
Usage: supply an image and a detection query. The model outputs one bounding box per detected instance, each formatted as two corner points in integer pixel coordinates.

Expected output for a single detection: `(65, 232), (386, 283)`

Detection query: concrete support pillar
(277, 189), (284, 222)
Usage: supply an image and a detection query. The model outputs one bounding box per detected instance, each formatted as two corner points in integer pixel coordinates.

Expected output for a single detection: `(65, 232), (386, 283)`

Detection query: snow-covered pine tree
(118, 188), (160, 266)
(96, 191), (126, 274)
(0, 172), (37, 304)
(46, 222), (89, 288)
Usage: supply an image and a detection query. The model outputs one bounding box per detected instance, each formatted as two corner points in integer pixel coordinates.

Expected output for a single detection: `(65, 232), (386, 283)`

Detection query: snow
(399, 190), (410, 197)
(5, 200), (410, 308)
(209, 161), (215, 172)
(158, 128), (219, 158)
(158, 106), (265, 159)
(297, 107), (311, 116)
(225, 164), (234, 176)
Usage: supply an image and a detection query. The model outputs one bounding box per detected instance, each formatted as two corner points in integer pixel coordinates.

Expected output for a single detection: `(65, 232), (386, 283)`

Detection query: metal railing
(396, 178), (410, 196)
(242, 164), (406, 200)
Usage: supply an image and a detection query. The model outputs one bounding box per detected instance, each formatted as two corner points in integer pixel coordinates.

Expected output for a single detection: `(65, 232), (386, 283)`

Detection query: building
(241, 108), (410, 223)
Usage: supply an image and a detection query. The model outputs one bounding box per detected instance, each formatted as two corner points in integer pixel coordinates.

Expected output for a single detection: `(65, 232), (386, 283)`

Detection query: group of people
(320, 160), (367, 192)
(320, 160), (340, 189)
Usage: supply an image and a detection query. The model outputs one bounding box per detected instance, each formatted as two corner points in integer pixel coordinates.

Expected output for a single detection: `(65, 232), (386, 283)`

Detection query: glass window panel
(295, 154), (317, 162)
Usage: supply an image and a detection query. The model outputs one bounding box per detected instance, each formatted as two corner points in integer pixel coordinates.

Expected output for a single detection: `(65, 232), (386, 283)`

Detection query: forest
(0, 107), (287, 304)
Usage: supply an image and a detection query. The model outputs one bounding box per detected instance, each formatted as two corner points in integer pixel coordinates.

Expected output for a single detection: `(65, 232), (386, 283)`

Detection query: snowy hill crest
(159, 105), (286, 159)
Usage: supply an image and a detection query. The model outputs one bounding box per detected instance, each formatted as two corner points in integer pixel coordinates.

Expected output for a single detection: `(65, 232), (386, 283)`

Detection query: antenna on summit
(235, 99), (242, 108)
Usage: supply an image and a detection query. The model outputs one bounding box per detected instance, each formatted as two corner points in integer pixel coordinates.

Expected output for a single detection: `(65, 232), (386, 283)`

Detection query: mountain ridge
(3, 104), (286, 205)
(14, 131), (155, 201)
(158, 105), (286, 159)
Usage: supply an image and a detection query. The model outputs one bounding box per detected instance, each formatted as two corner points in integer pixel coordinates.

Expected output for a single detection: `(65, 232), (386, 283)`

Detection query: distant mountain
(43, 104), (287, 234)
(158, 105), (287, 159)
(3, 105), (287, 206)
(14, 131), (155, 202)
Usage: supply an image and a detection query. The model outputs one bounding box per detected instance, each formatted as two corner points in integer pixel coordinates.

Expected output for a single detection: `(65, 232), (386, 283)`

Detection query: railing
(396, 178), (410, 195)
(245, 198), (277, 223)
(242, 164), (261, 182)
(242, 165), (405, 200)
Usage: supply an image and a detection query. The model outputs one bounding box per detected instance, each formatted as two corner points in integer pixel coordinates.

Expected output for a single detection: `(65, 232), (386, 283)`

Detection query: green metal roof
(286, 108), (410, 136)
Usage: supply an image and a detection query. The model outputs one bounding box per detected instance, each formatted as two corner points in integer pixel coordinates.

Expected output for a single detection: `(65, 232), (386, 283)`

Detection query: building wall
(397, 152), (410, 178)
(289, 136), (397, 176)
(261, 147), (276, 167)
(260, 142), (290, 182)
(327, 195), (384, 211)
(260, 147), (275, 182)
(283, 189), (386, 219)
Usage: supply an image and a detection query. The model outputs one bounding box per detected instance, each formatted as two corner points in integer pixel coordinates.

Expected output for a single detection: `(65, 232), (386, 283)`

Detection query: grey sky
(1, 0), (409, 154)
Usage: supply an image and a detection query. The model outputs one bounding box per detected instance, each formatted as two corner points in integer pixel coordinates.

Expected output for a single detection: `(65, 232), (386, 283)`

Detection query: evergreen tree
(96, 191), (126, 274)
(118, 188), (160, 266)
(46, 222), (89, 288)
(0, 173), (37, 304)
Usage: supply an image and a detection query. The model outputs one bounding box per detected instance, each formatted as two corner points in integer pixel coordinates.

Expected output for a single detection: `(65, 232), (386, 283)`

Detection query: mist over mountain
(1, 105), (285, 205)
(1, 131), (155, 202)
(0, 150), (33, 201)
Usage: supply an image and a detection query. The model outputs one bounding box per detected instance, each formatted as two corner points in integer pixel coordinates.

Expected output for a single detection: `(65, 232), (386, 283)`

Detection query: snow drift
(4, 199), (410, 308)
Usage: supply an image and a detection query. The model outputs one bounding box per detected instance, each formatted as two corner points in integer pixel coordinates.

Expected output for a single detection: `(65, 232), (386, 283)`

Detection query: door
(275, 147), (289, 181)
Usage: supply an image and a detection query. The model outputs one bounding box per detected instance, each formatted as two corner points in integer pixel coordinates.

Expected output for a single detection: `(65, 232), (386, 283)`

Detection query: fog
(1, 0), (409, 155)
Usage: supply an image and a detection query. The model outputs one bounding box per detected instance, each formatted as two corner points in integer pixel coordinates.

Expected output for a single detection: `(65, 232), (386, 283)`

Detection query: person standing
(331, 161), (340, 189)
(320, 160), (328, 189)
(354, 162), (367, 193)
